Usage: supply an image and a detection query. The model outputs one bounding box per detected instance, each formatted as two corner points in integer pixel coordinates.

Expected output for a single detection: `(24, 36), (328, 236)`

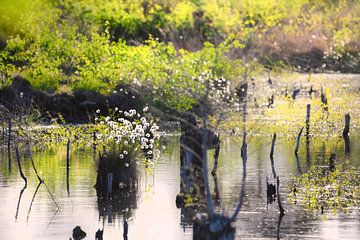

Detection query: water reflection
(97, 188), (137, 223)
(0, 135), (359, 239)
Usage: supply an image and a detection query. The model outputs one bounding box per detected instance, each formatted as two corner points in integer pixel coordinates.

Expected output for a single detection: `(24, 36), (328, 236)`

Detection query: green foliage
(1, 0), (360, 111)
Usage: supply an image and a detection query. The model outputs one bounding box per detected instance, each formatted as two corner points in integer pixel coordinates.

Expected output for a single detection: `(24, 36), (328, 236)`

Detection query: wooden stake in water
(66, 138), (71, 170)
(295, 127), (303, 174)
(343, 114), (351, 154)
(343, 113), (350, 137)
(270, 133), (277, 178)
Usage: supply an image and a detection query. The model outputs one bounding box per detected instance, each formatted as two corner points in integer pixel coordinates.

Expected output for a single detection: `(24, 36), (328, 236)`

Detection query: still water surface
(0, 135), (359, 239)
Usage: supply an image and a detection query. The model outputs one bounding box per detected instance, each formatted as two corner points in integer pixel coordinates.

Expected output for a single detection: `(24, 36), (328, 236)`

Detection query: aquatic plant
(95, 107), (162, 164)
(289, 162), (360, 213)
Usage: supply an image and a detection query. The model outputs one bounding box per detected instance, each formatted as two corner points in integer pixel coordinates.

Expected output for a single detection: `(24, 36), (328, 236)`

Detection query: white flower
(124, 163), (129, 167)
(143, 106), (149, 112)
(124, 141), (128, 145)
(123, 150), (128, 155)
(96, 109), (100, 113)
(119, 154), (124, 159)
(115, 107), (118, 111)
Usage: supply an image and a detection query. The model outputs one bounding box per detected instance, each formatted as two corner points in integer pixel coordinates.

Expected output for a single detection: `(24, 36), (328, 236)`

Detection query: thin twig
(26, 141), (43, 183)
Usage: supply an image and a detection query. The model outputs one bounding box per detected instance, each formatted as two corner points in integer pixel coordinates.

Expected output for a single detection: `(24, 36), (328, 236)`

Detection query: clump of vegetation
(289, 162), (360, 214)
(94, 106), (162, 191)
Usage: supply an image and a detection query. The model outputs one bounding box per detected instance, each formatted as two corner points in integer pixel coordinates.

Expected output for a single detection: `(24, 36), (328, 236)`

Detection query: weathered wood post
(343, 114), (350, 154)
(343, 113), (350, 137)
(295, 127), (303, 174)
(93, 131), (97, 151)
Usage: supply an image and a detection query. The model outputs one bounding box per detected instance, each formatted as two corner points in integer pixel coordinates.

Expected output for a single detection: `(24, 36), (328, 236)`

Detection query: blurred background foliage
(0, 0), (359, 112)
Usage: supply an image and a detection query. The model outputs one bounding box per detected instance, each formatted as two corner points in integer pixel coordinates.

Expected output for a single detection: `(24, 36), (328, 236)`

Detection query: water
(0, 134), (359, 239)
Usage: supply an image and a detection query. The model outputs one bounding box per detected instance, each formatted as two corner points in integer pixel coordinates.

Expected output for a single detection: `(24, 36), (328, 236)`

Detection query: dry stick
(270, 133), (277, 178)
(295, 127), (303, 174)
(15, 185), (26, 220)
(229, 129), (247, 222)
(27, 141), (43, 183)
(15, 143), (27, 187)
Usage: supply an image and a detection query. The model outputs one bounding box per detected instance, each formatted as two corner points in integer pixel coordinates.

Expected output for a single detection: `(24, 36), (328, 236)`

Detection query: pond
(0, 134), (359, 239)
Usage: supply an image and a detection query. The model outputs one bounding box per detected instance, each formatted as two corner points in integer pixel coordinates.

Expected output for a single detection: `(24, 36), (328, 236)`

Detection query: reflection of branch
(15, 184), (27, 220)
(27, 181), (42, 222)
(43, 182), (61, 210)
(276, 176), (285, 215)
(123, 218), (128, 240)
(276, 211), (284, 240)
(46, 207), (60, 229)
(229, 129), (247, 222)
(212, 173), (221, 206)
